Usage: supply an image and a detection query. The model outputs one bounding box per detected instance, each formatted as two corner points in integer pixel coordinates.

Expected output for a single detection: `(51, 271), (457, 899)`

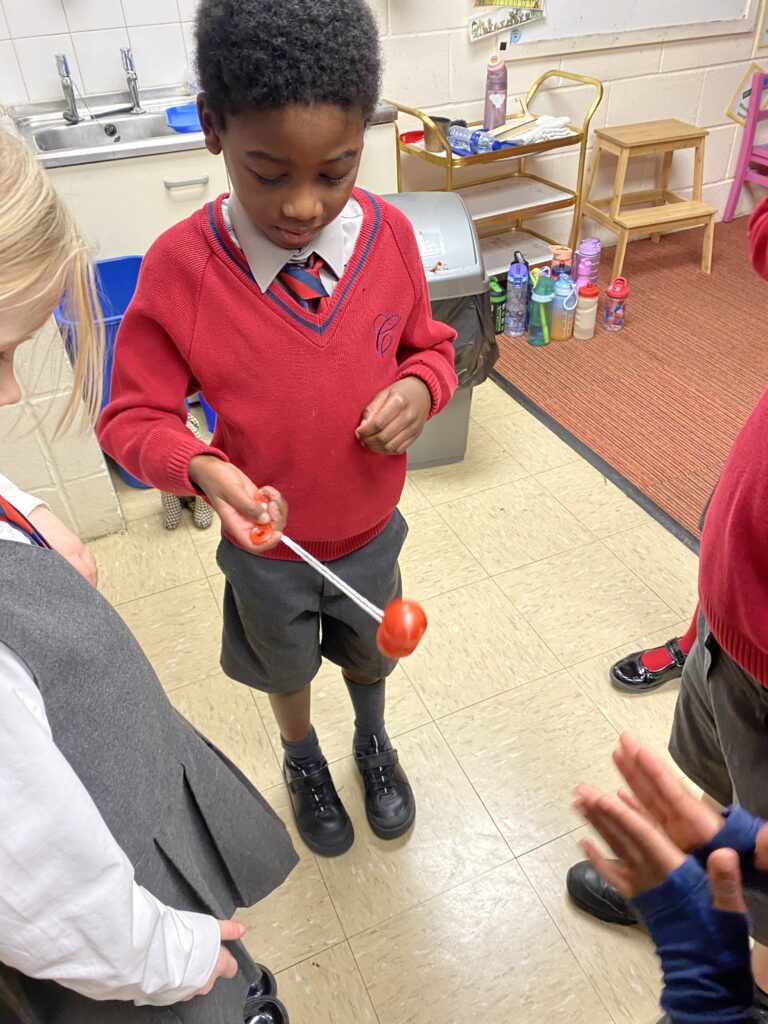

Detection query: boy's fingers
(755, 823), (768, 872)
(579, 838), (633, 898)
(708, 849), (747, 914)
(357, 389), (393, 435)
(217, 920), (246, 942)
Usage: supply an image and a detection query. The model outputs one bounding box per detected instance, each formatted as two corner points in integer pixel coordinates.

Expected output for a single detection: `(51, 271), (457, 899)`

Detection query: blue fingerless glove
(633, 856), (752, 1024)
(692, 806), (765, 891)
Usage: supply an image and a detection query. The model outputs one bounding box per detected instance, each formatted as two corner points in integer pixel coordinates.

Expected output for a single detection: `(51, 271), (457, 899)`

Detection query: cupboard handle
(163, 175), (210, 190)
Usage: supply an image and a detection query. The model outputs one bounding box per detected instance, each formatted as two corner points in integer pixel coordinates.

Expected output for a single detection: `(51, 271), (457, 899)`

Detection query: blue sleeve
(693, 807), (765, 891)
(633, 857), (752, 1024)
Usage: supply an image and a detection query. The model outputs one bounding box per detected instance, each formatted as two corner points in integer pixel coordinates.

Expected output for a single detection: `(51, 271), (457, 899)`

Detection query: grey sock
(344, 676), (388, 752)
(281, 724), (323, 765)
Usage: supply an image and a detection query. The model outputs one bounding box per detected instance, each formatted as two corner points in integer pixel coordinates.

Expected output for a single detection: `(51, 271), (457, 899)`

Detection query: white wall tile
(699, 63), (752, 127)
(127, 22), (186, 87)
(606, 70), (703, 126)
(664, 122), (738, 190)
(62, 0), (125, 32)
(121, 0), (178, 26)
(390, 0), (468, 35)
(0, 39), (27, 103)
(448, 31), (556, 105)
(181, 19), (195, 65)
(660, 34), (755, 72)
(0, 5), (10, 40)
(3, 0), (67, 36)
(562, 45), (661, 82)
(177, 0), (199, 20)
(14, 33), (84, 103)
(72, 27), (130, 95)
(382, 32), (450, 109)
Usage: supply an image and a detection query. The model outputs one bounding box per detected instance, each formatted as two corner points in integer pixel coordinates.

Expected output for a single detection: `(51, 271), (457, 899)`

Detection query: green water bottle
(489, 276), (506, 333)
(527, 275), (555, 347)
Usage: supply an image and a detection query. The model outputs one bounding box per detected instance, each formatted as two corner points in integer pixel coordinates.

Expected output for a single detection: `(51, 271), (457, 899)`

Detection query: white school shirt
(222, 191), (363, 294)
(0, 476), (219, 1005)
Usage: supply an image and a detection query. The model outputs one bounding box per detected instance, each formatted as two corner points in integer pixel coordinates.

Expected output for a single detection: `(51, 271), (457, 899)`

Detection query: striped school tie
(277, 253), (330, 313)
(0, 495), (49, 548)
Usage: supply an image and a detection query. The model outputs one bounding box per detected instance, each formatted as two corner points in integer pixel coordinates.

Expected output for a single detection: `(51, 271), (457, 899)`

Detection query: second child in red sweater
(98, 0), (457, 858)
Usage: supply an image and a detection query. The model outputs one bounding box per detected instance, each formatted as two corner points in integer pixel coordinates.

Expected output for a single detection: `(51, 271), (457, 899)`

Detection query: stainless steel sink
(33, 112), (177, 153)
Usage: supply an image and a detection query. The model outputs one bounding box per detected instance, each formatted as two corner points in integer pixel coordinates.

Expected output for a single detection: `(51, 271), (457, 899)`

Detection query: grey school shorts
(669, 611), (768, 941)
(216, 511), (408, 694)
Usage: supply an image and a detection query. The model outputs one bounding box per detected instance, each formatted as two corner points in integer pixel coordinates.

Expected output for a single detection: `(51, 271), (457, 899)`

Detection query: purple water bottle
(574, 238), (601, 286)
(504, 262), (529, 337)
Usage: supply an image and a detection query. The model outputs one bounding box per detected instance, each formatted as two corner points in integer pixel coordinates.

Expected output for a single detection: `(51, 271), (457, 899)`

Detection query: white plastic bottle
(573, 282), (600, 340)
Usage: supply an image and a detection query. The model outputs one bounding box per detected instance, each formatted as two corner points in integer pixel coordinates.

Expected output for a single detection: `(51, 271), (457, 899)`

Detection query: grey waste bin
(383, 191), (498, 469)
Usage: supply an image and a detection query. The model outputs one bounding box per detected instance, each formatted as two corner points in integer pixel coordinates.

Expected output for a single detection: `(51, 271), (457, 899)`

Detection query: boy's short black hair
(196, 0), (382, 123)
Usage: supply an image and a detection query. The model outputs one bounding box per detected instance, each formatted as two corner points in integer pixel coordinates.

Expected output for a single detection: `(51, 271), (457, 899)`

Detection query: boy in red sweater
(567, 195), (768, 1023)
(98, 0), (457, 858)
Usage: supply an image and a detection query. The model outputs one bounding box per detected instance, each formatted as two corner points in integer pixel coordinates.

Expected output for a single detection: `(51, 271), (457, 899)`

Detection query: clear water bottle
(527, 275), (555, 346)
(604, 277), (630, 332)
(551, 274), (577, 342)
(573, 282), (600, 340)
(504, 262), (529, 337)
(447, 124), (505, 155)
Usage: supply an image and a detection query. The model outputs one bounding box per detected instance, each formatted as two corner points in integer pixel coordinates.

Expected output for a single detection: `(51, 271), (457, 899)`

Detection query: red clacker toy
(249, 492), (427, 658)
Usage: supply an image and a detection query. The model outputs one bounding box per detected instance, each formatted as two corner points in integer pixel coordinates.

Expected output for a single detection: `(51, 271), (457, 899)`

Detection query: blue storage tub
(55, 255), (149, 489)
(165, 103), (202, 133)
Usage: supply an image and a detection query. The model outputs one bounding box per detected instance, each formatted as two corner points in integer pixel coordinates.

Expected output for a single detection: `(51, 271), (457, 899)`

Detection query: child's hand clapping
(356, 377), (431, 455)
(188, 456), (287, 552)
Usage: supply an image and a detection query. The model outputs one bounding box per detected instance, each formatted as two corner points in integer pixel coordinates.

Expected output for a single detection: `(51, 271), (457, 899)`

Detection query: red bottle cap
(579, 282), (599, 298)
(606, 277), (630, 299)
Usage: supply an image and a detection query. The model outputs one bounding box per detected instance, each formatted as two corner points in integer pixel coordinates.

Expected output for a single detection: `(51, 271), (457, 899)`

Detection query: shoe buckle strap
(288, 768), (332, 795)
(357, 749), (399, 771)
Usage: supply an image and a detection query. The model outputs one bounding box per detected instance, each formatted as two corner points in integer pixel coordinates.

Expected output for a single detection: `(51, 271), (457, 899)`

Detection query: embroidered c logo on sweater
(374, 313), (402, 356)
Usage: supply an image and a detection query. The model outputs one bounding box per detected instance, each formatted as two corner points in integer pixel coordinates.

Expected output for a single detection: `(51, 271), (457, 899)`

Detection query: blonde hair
(0, 129), (104, 430)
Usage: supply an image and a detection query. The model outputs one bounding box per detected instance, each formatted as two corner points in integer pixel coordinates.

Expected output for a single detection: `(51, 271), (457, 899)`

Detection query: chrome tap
(121, 47), (145, 114)
(55, 53), (80, 125)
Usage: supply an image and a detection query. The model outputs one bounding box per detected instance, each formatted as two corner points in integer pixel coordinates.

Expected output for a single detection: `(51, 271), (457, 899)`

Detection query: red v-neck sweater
(97, 189), (457, 560)
(698, 196), (768, 685)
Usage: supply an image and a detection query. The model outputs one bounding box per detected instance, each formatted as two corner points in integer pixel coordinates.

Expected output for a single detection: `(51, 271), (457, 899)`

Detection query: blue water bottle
(504, 262), (529, 337)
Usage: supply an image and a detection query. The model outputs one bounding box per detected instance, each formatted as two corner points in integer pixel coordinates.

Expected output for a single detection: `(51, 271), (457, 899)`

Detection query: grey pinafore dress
(0, 540), (298, 1023)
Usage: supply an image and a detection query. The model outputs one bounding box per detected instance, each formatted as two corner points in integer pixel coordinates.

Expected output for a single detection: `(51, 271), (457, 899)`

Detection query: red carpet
(492, 217), (768, 544)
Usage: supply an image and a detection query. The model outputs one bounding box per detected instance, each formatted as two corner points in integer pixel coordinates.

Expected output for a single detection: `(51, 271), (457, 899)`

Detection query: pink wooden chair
(724, 70), (768, 222)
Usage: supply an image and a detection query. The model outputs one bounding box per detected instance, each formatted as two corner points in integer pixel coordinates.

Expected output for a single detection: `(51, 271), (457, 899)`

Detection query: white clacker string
(280, 534), (384, 623)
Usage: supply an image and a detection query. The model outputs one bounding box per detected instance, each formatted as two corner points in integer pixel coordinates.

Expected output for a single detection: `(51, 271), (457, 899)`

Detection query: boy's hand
(356, 377), (431, 455)
(574, 784), (686, 898)
(27, 506), (98, 587)
(188, 456), (287, 552)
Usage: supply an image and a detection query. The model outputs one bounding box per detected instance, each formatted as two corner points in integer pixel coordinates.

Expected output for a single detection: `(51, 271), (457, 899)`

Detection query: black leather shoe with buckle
(283, 756), (354, 857)
(354, 738), (415, 839)
(566, 861), (640, 925)
(610, 637), (687, 693)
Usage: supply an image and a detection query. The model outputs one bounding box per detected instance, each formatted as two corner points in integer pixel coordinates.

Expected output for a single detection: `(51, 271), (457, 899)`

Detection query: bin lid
(381, 192), (487, 301)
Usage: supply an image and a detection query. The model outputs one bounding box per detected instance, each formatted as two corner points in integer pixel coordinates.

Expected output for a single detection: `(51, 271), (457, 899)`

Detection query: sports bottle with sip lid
(551, 274), (578, 342)
(527, 275), (555, 346)
(573, 282), (600, 340)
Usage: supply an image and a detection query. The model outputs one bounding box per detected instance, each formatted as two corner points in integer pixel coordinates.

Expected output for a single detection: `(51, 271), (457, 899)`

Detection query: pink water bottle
(604, 277), (629, 332)
(483, 45), (508, 130)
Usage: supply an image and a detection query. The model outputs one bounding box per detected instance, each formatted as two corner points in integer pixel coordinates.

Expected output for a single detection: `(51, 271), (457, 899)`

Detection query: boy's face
(200, 101), (366, 250)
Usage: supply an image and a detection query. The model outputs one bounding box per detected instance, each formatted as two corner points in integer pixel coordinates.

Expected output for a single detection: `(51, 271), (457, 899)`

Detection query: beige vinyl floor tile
(168, 671), (282, 791)
(439, 671), (620, 855)
(115, 578), (223, 691)
(90, 512), (206, 605)
(496, 541), (679, 665)
(535, 460), (650, 538)
(276, 943), (378, 1024)
(470, 379), (523, 423)
(236, 786), (346, 973)
(567, 620), (690, 772)
(109, 467), (160, 522)
(316, 724), (510, 936)
(409, 420), (528, 506)
(253, 662), (432, 765)
(438, 477), (594, 575)
(402, 577), (560, 718)
(520, 826), (662, 1024)
(483, 408), (582, 474)
(605, 520), (699, 619)
(185, 516), (223, 577)
(398, 474), (432, 515)
(350, 859), (612, 1024)
(398, 507), (487, 601)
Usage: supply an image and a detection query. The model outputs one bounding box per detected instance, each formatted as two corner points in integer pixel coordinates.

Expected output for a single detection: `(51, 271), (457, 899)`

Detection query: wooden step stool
(581, 119), (717, 278)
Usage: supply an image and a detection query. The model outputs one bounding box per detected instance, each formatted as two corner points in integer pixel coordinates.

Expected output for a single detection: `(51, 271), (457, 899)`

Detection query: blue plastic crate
(55, 255), (149, 489)
(165, 103), (202, 133)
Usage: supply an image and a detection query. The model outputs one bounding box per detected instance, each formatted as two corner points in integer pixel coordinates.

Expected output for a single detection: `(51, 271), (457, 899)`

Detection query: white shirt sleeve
(0, 471), (47, 518)
(0, 641), (221, 1006)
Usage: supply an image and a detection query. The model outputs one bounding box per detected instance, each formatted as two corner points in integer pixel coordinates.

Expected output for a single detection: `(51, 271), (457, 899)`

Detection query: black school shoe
(566, 861), (639, 926)
(610, 637), (688, 693)
(283, 756), (354, 857)
(354, 737), (415, 839)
